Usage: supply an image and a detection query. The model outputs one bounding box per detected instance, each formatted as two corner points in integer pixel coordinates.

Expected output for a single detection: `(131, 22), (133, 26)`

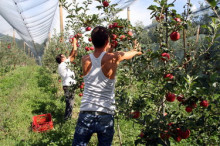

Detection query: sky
(53, 0), (207, 43)
(113, 0), (203, 26)
(62, 0), (205, 26)
(0, 0), (207, 42)
(57, 0), (205, 34)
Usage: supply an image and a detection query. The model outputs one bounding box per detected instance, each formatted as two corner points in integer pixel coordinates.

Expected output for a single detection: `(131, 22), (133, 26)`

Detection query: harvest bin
(32, 113), (53, 132)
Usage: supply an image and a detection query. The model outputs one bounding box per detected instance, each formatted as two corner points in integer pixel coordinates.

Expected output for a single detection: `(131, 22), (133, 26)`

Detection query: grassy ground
(0, 65), (142, 146)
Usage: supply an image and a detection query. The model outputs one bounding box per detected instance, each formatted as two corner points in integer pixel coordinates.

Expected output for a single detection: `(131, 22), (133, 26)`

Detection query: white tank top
(80, 52), (116, 115)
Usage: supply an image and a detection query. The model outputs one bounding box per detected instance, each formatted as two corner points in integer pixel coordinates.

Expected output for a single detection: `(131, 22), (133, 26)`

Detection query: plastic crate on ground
(32, 113), (53, 132)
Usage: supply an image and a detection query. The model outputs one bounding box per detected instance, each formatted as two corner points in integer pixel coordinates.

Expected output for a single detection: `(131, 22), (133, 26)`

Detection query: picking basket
(32, 113), (53, 132)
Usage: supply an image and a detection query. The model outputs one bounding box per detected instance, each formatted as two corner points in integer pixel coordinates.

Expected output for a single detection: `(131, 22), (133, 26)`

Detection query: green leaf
(207, 26), (213, 33)
(148, 5), (158, 11)
(96, 6), (102, 10)
(183, 23), (188, 29)
(171, 9), (177, 14)
(201, 24), (208, 29)
(161, 0), (166, 6)
(206, 36), (212, 42)
(214, 34), (220, 39)
(75, 7), (83, 13)
(210, 72), (218, 82)
(206, 0), (217, 7)
(168, 3), (174, 7)
(211, 17), (217, 24)
(66, 15), (75, 18)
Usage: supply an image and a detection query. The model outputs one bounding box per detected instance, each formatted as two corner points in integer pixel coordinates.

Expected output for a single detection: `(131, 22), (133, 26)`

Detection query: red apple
(113, 22), (118, 28)
(79, 93), (83, 97)
(90, 47), (94, 51)
(103, 1), (109, 7)
(161, 53), (170, 61)
(185, 106), (192, 112)
(191, 102), (197, 108)
(156, 14), (165, 22)
(131, 111), (141, 119)
(164, 73), (174, 80)
(200, 100), (209, 107)
(77, 33), (82, 38)
(175, 136), (182, 142)
(127, 31), (133, 37)
(111, 40), (118, 48)
(174, 18), (181, 25)
(160, 131), (170, 140)
(86, 27), (91, 31)
(69, 35), (75, 43)
(85, 46), (90, 51)
(120, 35), (126, 40)
(112, 34), (117, 40)
(8, 45), (11, 49)
(163, 112), (167, 116)
(109, 24), (113, 29)
(58, 79), (61, 82)
(88, 38), (92, 42)
(166, 92), (176, 102)
(179, 129), (190, 139)
(170, 31), (180, 41)
(174, 18), (181, 22)
(168, 122), (173, 126)
(117, 25), (124, 28)
(80, 85), (84, 89)
(139, 132), (144, 138)
(81, 82), (85, 86)
(177, 95), (184, 102)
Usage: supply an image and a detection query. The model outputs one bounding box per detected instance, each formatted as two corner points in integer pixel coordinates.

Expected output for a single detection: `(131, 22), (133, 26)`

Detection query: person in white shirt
(55, 38), (77, 121)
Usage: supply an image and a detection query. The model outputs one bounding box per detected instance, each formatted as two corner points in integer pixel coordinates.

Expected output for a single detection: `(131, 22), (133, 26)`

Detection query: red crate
(32, 113), (53, 132)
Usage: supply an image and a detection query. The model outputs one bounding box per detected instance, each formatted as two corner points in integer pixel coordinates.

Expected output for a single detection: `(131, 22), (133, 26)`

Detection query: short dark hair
(56, 54), (63, 64)
(91, 26), (110, 48)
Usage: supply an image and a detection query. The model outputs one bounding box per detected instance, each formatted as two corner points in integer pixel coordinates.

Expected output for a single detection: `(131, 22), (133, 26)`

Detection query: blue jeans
(72, 112), (114, 146)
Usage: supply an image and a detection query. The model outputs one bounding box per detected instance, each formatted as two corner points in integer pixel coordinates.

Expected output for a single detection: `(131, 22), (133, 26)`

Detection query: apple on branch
(86, 27), (91, 31)
(161, 53), (170, 61)
(170, 31), (180, 41)
(103, 1), (109, 7)
(156, 14), (165, 22)
(166, 92), (176, 102)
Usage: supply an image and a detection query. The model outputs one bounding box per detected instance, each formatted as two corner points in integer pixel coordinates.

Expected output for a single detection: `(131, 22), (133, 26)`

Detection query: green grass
(0, 66), (74, 145)
(0, 66), (142, 146)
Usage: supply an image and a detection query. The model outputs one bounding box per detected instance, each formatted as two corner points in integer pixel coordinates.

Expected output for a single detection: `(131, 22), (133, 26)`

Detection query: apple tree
(42, 0), (219, 145)
(131, 0), (220, 145)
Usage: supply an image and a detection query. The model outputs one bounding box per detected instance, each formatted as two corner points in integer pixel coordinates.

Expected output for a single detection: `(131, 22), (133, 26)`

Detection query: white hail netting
(0, 0), (59, 56)
(114, 0), (138, 10)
